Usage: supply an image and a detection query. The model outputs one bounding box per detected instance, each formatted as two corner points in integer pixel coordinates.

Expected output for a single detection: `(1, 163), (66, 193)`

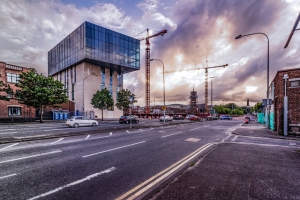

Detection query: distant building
(269, 68), (300, 134)
(188, 88), (198, 114)
(48, 21), (140, 119)
(0, 61), (35, 121)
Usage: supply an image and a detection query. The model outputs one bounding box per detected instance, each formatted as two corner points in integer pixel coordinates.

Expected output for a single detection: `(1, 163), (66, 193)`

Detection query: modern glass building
(48, 21), (140, 118)
(48, 21), (140, 76)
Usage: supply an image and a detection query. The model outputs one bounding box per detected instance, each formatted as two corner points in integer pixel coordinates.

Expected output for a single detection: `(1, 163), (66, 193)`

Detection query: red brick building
(0, 61), (35, 121)
(271, 68), (300, 134)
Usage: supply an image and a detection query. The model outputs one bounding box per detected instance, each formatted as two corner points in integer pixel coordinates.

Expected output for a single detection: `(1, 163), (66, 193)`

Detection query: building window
(109, 70), (113, 97)
(74, 66), (76, 82)
(290, 80), (300, 87)
(6, 73), (20, 83)
(8, 107), (21, 116)
(117, 72), (122, 87)
(101, 68), (105, 90)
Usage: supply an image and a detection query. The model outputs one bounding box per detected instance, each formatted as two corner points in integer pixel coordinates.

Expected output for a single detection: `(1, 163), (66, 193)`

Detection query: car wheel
(73, 123), (79, 128)
(92, 122), (96, 127)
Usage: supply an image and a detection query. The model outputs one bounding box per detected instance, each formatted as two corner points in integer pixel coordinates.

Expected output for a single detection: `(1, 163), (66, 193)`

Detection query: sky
(0, 0), (300, 107)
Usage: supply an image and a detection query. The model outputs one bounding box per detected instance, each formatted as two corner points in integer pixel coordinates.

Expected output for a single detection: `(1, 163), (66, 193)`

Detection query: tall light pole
(150, 59), (165, 124)
(235, 33), (270, 128)
(283, 74), (289, 136)
(209, 76), (214, 114)
(83, 77), (88, 113)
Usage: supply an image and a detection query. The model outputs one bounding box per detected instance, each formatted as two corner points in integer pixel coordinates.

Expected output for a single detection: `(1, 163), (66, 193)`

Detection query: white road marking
(28, 167), (116, 200)
(185, 138), (201, 142)
(231, 136), (238, 142)
(44, 128), (67, 131)
(158, 131), (165, 133)
(161, 132), (182, 138)
(0, 150), (62, 164)
(0, 132), (18, 134)
(139, 129), (143, 131)
(126, 130), (129, 133)
(110, 132), (112, 136)
(82, 141), (146, 158)
(50, 138), (64, 145)
(203, 125), (210, 127)
(0, 129), (15, 131)
(85, 135), (90, 140)
(289, 142), (296, 146)
(0, 143), (19, 151)
(231, 142), (300, 148)
(0, 173), (17, 180)
(222, 135), (232, 142)
(189, 127), (201, 131)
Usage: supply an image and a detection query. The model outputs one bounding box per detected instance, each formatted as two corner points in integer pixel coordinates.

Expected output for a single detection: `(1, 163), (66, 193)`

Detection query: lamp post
(283, 74), (289, 136)
(235, 33), (270, 128)
(83, 77), (88, 114)
(209, 76), (214, 114)
(150, 59), (165, 124)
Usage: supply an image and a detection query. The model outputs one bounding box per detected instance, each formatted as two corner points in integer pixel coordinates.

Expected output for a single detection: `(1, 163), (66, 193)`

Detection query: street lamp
(150, 59), (165, 124)
(83, 77), (88, 113)
(209, 76), (214, 113)
(235, 32), (270, 128)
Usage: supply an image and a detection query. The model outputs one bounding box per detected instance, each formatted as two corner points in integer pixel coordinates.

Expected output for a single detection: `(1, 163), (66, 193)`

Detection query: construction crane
(138, 29), (167, 114)
(164, 61), (228, 113)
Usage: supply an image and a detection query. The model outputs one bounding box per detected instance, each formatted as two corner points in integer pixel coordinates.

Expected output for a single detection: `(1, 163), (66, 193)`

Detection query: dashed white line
(110, 132), (112, 136)
(0, 150), (62, 164)
(0, 143), (19, 151)
(85, 135), (90, 140)
(222, 135), (232, 142)
(82, 141), (146, 158)
(0, 132), (18, 134)
(0, 173), (17, 180)
(44, 129), (66, 131)
(189, 127), (201, 131)
(0, 129), (15, 131)
(231, 135), (238, 142)
(50, 138), (64, 145)
(28, 167), (116, 200)
(161, 132), (182, 138)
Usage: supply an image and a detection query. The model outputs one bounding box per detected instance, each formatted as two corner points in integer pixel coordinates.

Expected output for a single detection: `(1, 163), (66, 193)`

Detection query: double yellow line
(116, 143), (215, 200)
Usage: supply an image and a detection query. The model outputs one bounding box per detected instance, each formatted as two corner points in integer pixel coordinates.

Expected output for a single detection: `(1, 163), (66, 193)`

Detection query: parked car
(189, 116), (200, 121)
(207, 115), (218, 120)
(220, 115), (232, 120)
(185, 114), (195, 120)
(173, 115), (184, 120)
(119, 116), (139, 124)
(159, 115), (173, 122)
(66, 116), (98, 128)
(244, 116), (250, 124)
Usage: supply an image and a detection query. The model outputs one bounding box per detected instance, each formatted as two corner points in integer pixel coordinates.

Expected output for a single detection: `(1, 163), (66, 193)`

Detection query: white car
(159, 115), (173, 122)
(66, 116), (98, 128)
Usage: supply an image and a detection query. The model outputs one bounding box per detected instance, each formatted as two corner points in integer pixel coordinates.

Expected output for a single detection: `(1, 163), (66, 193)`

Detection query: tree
(0, 80), (12, 101)
(115, 89), (137, 114)
(17, 69), (67, 123)
(91, 88), (114, 121)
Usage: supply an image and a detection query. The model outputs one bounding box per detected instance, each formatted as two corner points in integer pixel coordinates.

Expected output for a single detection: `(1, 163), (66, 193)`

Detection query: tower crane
(138, 29), (167, 114)
(164, 61), (228, 113)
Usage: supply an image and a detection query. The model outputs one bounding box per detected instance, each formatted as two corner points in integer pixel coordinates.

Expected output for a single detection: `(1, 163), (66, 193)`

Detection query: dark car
(220, 115), (232, 120)
(119, 116), (139, 124)
(173, 115), (184, 120)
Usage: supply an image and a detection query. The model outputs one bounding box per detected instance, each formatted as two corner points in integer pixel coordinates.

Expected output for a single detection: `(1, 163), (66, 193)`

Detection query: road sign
(162, 106), (166, 110)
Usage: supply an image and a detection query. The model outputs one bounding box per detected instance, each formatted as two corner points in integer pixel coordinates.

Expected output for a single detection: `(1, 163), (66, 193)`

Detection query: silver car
(66, 116), (98, 128)
(159, 115), (173, 122)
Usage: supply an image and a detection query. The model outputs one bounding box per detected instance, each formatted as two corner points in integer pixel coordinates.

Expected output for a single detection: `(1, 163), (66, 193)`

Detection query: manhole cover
(185, 138), (201, 142)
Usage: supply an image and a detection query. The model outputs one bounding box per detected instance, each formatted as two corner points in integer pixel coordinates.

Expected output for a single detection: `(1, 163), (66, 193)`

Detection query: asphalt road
(0, 119), (299, 199)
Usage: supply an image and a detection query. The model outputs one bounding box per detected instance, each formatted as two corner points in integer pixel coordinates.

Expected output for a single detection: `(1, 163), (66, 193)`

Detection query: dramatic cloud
(126, 0), (300, 107)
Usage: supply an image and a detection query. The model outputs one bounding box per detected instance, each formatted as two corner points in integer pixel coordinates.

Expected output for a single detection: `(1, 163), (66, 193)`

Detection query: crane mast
(139, 29), (167, 114)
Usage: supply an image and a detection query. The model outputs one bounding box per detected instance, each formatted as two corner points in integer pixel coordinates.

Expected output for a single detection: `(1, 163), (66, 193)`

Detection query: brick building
(0, 61), (35, 121)
(270, 68), (300, 134)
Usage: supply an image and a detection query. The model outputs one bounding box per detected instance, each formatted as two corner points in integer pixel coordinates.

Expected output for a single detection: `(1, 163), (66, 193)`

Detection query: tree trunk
(102, 109), (103, 121)
(39, 105), (43, 123)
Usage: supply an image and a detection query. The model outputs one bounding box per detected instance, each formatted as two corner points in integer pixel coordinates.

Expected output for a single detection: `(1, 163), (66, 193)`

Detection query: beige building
(48, 22), (140, 119)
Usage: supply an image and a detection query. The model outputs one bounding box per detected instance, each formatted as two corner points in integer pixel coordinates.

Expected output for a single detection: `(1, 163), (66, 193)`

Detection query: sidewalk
(147, 123), (300, 200)
(232, 121), (300, 140)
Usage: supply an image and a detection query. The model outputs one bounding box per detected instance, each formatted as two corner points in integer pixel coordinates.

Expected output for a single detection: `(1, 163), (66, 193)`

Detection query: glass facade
(48, 21), (140, 76)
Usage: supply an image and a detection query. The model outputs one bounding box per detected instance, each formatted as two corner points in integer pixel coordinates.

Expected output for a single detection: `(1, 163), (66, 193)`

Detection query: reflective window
(6, 73), (19, 83)
(8, 107), (21, 116)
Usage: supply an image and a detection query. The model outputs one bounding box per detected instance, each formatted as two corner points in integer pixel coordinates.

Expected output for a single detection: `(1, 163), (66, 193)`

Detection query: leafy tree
(91, 88), (114, 121)
(0, 80), (13, 101)
(115, 89), (137, 114)
(253, 102), (263, 113)
(17, 69), (67, 123)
